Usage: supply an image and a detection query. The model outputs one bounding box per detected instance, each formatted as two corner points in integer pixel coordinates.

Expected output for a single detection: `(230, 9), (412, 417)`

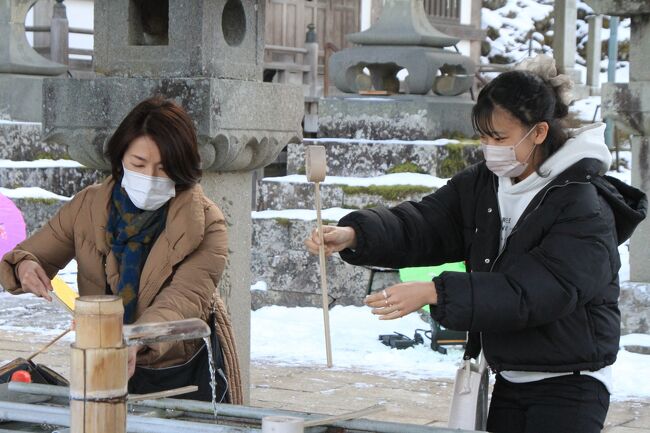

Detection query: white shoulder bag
(448, 353), (489, 431)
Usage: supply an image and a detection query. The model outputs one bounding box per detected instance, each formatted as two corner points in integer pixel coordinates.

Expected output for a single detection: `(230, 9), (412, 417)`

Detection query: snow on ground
(251, 305), (462, 381)
(263, 173), (448, 189)
(250, 305), (650, 401)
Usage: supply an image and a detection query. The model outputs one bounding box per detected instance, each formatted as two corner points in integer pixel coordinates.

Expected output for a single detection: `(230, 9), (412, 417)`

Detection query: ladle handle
(128, 385), (199, 402)
(303, 404), (385, 427)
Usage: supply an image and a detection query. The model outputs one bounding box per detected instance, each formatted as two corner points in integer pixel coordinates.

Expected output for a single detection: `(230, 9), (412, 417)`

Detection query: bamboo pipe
(70, 295), (127, 433)
(305, 145), (333, 368)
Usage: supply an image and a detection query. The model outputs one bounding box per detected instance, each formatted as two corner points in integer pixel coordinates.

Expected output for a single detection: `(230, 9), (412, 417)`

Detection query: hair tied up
(514, 54), (574, 107)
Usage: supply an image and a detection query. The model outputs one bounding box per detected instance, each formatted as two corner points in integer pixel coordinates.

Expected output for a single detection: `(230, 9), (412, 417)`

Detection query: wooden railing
(424, 0), (461, 23)
(24, 0), (93, 72)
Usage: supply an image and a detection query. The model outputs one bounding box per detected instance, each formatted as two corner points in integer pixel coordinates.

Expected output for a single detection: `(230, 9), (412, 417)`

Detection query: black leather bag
(0, 358), (68, 386)
(128, 313), (229, 402)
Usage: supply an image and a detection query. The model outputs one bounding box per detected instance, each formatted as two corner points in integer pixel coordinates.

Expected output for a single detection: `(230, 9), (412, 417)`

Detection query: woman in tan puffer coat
(0, 97), (242, 404)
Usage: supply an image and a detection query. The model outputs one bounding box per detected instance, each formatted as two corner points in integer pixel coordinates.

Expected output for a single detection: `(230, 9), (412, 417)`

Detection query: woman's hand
(16, 260), (53, 301)
(364, 282), (438, 320)
(127, 345), (143, 379)
(304, 226), (357, 256)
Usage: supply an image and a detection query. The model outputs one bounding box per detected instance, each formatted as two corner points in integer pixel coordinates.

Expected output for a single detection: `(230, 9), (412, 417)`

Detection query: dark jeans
(486, 373), (610, 433)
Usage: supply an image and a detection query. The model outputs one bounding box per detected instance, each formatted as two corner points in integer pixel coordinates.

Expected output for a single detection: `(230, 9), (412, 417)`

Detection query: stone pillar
(201, 172), (254, 381)
(630, 137), (650, 282)
(0, 0), (66, 121)
(592, 0), (650, 333)
(33, 0), (55, 56)
(586, 15), (602, 94)
(553, 0), (581, 83)
(42, 0), (304, 403)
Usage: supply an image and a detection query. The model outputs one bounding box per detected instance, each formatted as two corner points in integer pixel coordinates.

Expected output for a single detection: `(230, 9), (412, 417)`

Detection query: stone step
(0, 161), (105, 197)
(0, 121), (70, 160)
(256, 173), (445, 211)
(251, 208), (400, 309)
(287, 138), (482, 177)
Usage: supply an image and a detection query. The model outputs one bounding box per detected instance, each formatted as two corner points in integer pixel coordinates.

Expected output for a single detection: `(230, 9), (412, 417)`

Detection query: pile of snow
(264, 173), (448, 189)
(0, 159), (83, 168)
(252, 208), (354, 222)
(0, 187), (71, 201)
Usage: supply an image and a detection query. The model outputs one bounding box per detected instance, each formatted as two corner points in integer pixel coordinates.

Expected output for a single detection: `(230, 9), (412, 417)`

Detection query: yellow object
(51, 276), (78, 313)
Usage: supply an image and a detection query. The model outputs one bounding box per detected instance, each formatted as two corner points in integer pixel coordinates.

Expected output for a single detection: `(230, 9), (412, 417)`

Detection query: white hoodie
(496, 122), (613, 391)
(497, 123), (612, 251)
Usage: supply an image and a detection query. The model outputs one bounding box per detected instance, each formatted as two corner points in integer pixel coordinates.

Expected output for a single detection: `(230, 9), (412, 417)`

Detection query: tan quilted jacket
(0, 177), (242, 404)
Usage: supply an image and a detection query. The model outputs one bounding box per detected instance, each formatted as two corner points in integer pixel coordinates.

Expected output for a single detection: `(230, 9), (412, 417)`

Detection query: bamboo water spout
(70, 295), (212, 433)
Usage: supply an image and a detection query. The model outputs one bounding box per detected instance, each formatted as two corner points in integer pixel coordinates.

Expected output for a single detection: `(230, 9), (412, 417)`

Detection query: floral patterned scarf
(106, 183), (167, 324)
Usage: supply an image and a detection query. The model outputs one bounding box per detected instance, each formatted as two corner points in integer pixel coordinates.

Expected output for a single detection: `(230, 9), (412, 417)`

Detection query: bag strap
(463, 331), (481, 360)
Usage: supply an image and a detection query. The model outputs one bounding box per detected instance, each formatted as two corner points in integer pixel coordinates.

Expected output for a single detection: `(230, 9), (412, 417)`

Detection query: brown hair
(104, 96), (201, 191)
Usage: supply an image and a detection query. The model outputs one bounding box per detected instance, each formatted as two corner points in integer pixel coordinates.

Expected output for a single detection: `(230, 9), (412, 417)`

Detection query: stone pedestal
(318, 95), (475, 140)
(41, 0), (304, 403)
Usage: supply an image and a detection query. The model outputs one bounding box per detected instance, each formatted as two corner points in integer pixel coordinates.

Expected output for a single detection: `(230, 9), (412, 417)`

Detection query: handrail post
(50, 0), (69, 67)
(586, 14), (602, 94)
(305, 23), (318, 98)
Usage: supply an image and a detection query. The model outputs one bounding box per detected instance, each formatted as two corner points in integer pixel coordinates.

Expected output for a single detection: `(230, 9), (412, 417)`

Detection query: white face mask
(121, 164), (176, 211)
(480, 126), (537, 178)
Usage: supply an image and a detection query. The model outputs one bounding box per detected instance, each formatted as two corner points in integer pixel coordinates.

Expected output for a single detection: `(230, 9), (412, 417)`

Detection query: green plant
(342, 185), (433, 201)
(24, 198), (60, 205)
(387, 162), (426, 174)
(444, 131), (470, 140)
(438, 144), (469, 178)
(274, 217), (291, 227)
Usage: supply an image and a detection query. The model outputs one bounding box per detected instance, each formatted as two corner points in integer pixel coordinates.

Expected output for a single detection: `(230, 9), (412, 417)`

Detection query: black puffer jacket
(339, 158), (646, 372)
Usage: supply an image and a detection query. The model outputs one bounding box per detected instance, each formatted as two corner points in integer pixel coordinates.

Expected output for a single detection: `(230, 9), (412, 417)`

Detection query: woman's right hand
(16, 260), (53, 301)
(305, 225), (357, 256)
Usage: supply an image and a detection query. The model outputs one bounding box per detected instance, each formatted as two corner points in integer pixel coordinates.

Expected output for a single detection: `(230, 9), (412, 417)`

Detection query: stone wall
(288, 140), (482, 178)
(251, 218), (400, 309)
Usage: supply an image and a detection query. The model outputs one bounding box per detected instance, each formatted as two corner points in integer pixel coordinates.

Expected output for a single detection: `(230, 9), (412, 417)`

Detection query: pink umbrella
(0, 193), (26, 258)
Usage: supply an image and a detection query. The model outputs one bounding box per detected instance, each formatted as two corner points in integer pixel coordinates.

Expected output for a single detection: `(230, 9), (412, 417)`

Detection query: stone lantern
(42, 0), (304, 400)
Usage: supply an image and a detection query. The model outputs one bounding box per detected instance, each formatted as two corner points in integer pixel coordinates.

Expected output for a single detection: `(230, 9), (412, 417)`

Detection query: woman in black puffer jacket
(305, 57), (646, 433)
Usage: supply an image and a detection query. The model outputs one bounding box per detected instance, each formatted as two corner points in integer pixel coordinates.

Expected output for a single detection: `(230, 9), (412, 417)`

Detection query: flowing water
(203, 336), (219, 419)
